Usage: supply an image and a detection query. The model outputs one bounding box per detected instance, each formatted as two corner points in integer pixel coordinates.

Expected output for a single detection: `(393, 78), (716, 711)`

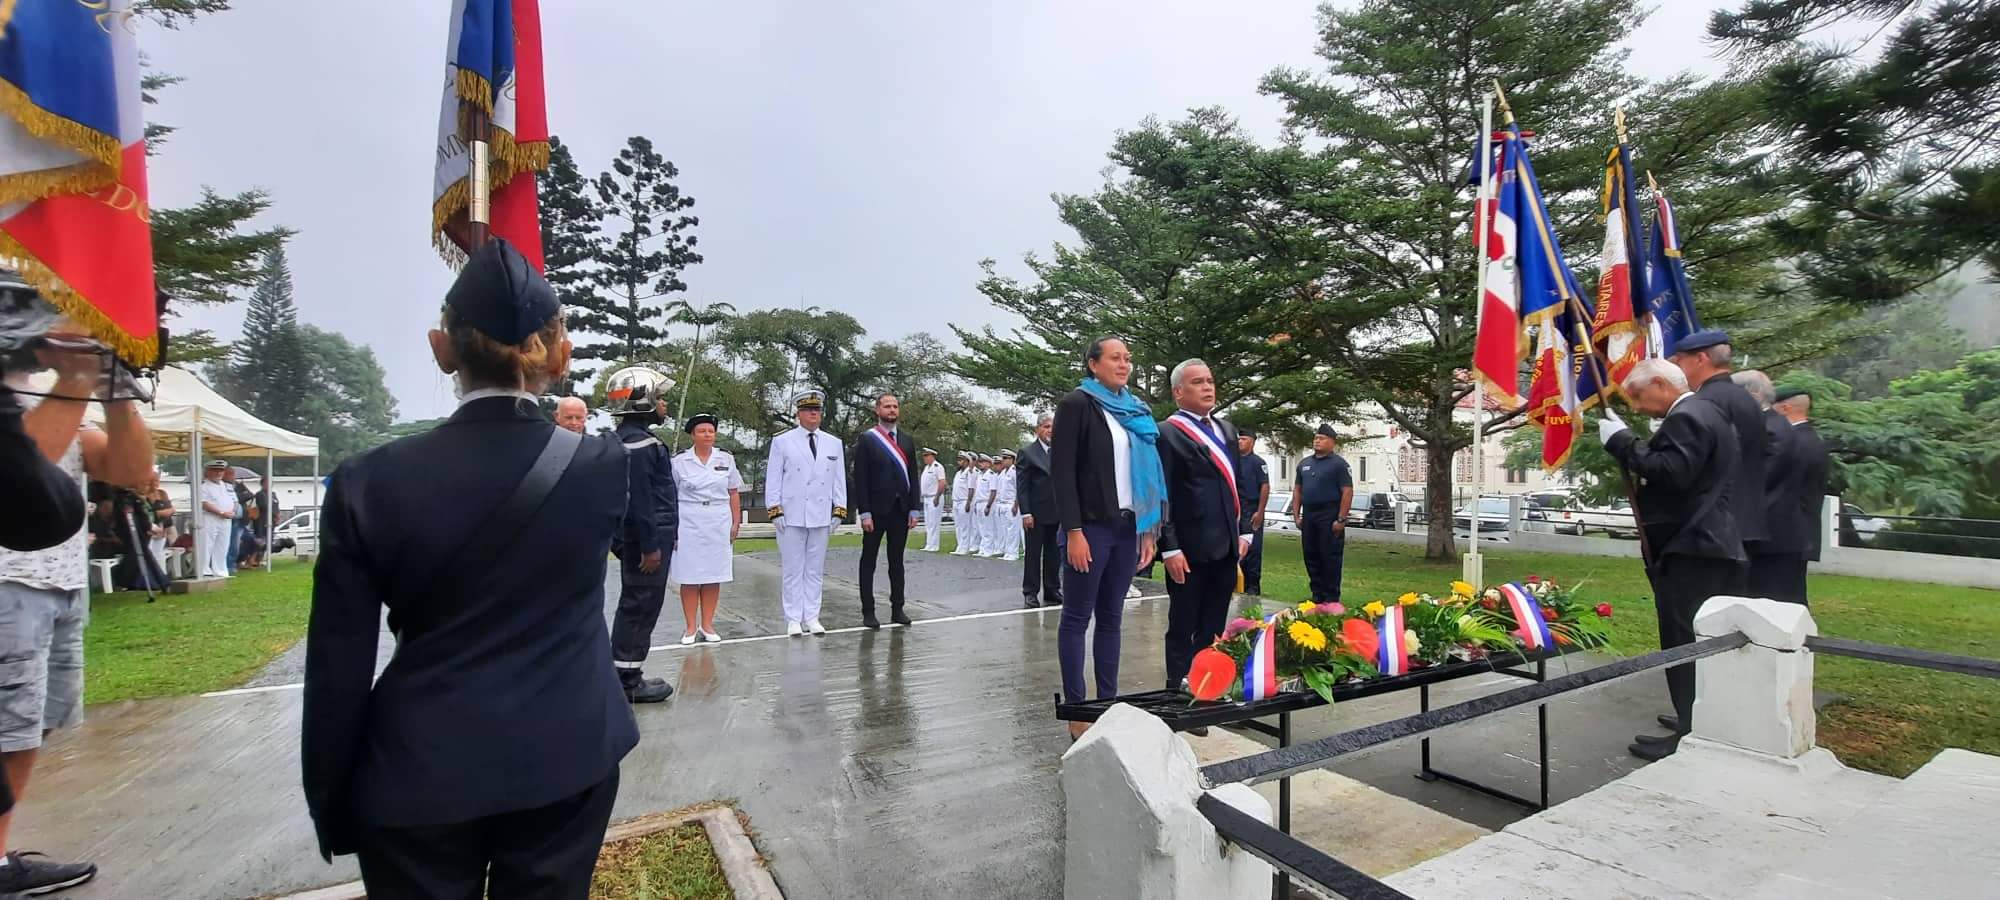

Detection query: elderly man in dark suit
(1602, 357), (1744, 762)
(1157, 359), (1254, 695)
(1735, 370), (1813, 605)
(1671, 329), (1763, 591)
(1016, 413), (1063, 609)
(851, 392), (921, 630)
(1773, 387), (1830, 603)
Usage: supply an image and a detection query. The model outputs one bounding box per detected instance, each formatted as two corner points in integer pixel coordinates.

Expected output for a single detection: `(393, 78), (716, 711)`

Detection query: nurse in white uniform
(672, 413), (743, 644)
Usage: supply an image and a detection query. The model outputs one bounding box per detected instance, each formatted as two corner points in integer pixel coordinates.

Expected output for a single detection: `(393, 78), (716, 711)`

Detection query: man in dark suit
(1773, 387), (1829, 603)
(1671, 329), (1763, 591)
(852, 392), (920, 629)
(1157, 359), (1254, 693)
(304, 239), (638, 897)
(1603, 358), (1745, 762)
(1235, 428), (1270, 595)
(1734, 370), (1812, 605)
(1016, 413), (1063, 609)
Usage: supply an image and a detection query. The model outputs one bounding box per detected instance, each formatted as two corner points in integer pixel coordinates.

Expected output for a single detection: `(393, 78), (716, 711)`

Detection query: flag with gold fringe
(0, 0), (158, 367)
(1593, 137), (1648, 387)
(433, 0), (548, 269)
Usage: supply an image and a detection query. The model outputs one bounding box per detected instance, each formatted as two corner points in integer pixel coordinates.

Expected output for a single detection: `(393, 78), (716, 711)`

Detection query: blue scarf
(1078, 377), (1166, 535)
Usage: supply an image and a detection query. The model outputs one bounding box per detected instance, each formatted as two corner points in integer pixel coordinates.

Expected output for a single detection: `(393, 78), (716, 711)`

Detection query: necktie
(808, 432), (817, 458)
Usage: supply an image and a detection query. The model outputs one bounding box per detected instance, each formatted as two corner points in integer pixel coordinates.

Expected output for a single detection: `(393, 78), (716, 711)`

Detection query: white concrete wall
(1061, 704), (1273, 900)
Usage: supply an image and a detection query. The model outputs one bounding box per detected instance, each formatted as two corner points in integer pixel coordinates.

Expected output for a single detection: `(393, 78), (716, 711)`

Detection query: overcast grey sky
(145, 1), (1729, 421)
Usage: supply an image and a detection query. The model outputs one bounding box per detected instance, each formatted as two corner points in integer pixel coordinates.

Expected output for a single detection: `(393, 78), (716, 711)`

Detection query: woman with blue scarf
(1050, 337), (1166, 739)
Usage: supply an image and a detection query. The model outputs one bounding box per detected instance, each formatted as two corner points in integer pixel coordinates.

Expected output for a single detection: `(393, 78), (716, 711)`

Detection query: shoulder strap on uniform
(396, 427), (583, 640)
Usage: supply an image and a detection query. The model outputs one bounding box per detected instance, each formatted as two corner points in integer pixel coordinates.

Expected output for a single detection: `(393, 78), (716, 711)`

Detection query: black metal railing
(1202, 633), (1748, 787)
(1198, 631), (2000, 900)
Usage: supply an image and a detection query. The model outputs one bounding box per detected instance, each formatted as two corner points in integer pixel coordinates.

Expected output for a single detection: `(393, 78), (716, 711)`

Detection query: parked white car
(1264, 491), (1297, 534)
(272, 509), (318, 555)
(1543, 497), (1639, 539)
(1453, 497), (1512, 542)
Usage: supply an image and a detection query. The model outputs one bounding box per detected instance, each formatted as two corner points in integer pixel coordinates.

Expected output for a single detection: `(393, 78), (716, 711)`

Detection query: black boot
(621, 669), (674, 704)
(890, 604), (912, 627)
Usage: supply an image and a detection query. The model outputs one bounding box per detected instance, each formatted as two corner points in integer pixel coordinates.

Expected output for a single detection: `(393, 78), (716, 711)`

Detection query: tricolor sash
(1377, 605), (1410, 676)
(1164, 412), (1240, 520)
(869, 427), (911, 488)
(1499, 583), (1556, 650)
(1242, 616), (1280, 700)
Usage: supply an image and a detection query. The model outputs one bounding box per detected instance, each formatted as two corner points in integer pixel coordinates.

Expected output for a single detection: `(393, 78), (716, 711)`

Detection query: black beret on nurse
(443, 238), (559, 345)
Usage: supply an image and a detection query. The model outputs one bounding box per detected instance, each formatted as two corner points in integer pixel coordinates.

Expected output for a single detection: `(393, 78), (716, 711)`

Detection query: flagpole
(466, 106), (492, 248)
(1497, 87), (1655, 568)
(1464, 89), (1494, 589)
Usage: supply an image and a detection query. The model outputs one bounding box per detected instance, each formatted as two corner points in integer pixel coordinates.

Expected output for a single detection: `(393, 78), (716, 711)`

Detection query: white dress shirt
(1102, 408), (1133, 512)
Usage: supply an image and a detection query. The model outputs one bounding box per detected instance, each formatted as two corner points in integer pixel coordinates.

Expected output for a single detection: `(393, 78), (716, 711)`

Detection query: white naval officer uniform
(997, 466), (1021, 560)
(670, 447), (743, 584)
(971, 467), (996, 555)
(765, 425), (845, 629)
(950, 465), (975, 554)
(920, 460), (947, 551)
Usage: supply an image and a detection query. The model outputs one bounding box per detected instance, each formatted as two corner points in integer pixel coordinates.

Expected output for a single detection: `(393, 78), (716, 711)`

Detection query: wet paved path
(24, 550), (1665, 898)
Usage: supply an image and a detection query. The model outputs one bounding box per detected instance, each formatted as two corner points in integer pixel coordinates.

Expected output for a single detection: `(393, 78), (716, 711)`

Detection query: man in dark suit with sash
(1156, 359), (1254, 694)
(851, 392), (920, 629)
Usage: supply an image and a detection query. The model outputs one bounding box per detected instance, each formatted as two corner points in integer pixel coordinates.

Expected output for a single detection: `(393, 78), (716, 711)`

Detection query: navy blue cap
(444, 238), (558, 345)
(1675, 329), (1731, 353)
(1775, 387), (1809, 403)
(1316, 423), (1339, 439)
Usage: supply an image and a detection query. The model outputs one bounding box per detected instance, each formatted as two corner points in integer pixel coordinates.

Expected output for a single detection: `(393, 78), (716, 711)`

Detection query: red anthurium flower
(1541, 606), (1559, 621)
(1595, 603), (1613, 618)
(1525, 574), (1541, 583)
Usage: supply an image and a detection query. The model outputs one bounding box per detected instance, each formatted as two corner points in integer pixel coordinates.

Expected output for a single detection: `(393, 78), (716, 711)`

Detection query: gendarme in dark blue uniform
(1291, 424), (1353, 603)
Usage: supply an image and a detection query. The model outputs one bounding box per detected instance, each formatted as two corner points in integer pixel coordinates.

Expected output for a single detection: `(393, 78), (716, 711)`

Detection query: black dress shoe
(1629, 736), (1679, 761)
(1658, 714), (1684, 732)
(1024, 594), (1042, 609)
(891, 608), (913, 626)
(863, 613), (881, 630)
(1044, 596), (1064, 607)
(1633, 731), (1681, 745)
(1186, 726), (1211, 737)
(624, 677), (674, 704)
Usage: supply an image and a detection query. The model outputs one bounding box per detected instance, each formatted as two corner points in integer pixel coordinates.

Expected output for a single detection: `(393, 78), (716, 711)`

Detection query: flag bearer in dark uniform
(304, 239), (638, 899)
(1235, 427), (1270, 595)
(1671, 330), (1764, 591)
(607, 365), (678, 703)
(1288, 425), (1354, 603)
(1773, 388), (1829, 603)
(1601, 358), (1744, 762)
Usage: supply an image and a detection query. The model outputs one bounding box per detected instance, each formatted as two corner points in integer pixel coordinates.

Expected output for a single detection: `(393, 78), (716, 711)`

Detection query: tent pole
(265, 449), (274, 572)
(190, 409), (202, 582)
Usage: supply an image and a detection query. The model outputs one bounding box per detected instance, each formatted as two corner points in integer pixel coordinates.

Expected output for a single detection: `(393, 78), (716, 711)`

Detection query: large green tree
(1712, 0), (2000, 307)
(212, 245), (306, 430)
(537, 136), (606, 391)
(292, 325), (397, 473)
(568, 137), (702, 365)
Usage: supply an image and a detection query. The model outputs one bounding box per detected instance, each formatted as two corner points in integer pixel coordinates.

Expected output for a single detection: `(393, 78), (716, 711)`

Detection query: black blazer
(303, 396), (639, 859)
(851, 426), (919, 520)
(1758, 409), (1810, 556)
(1016, 440), (1057, 524)
(1053, 389), (1124, 529)
(1697, 373), (1769, 545)
(1157, 413), (1253, 562)
(1606, 394), (1745, 563)
(1790, 421), (1830, 561)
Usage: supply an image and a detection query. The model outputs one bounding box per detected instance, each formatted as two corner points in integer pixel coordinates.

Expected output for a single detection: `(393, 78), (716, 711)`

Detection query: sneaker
(0, 851), (97, 895)
(786, 621), (803, 637)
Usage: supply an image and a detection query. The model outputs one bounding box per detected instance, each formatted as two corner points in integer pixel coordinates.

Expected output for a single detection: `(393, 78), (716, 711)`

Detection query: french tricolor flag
(1499, 582), (1557, 651)
(1377, 606), (1410, 676)
(0, 1), (158, 366)
(434, 0), (548, 269)
(1242, 618), (1280, 701)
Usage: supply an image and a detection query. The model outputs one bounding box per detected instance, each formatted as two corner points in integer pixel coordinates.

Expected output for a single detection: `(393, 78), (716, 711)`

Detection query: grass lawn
(84, 559), (314, 704)
(589, 822), (730, 900)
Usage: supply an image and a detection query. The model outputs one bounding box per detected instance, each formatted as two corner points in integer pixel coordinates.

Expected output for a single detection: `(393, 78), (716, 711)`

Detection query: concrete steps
(1745, 748), (2000, 899)
(1383, 738), (1903, 899)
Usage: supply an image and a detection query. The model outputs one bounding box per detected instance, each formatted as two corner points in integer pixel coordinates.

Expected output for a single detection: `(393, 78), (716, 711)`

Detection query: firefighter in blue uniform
(607, 366), (678, 703)
(1287, 424), (1354, 603)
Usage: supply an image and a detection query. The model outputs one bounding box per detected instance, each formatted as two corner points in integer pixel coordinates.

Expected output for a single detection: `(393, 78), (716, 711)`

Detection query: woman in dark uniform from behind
(302, 239), (639, 900)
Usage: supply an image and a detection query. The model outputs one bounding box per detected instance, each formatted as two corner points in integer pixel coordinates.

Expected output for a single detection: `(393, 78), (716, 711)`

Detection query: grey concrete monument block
(1694, 597), (1817, 758)
(1061, 704), (1273, 900)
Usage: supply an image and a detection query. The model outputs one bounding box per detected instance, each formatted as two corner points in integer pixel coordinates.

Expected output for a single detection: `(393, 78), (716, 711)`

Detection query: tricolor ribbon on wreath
(1499, 582), (1556, 650)
(1241, 615), (1281, 701)
(1376, 605), (1410, 676)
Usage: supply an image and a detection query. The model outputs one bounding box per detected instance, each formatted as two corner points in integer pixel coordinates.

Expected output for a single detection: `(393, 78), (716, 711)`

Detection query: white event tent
(33, 365), (319, 579)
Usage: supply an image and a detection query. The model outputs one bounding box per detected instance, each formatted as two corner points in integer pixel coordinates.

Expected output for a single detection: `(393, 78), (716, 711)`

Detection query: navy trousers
(1058, 517), (1139, 704)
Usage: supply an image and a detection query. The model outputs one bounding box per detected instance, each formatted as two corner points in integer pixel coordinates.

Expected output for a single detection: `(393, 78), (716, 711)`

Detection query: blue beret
(444, 238), (558, 345)
(1675, 329), (1731, 353)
